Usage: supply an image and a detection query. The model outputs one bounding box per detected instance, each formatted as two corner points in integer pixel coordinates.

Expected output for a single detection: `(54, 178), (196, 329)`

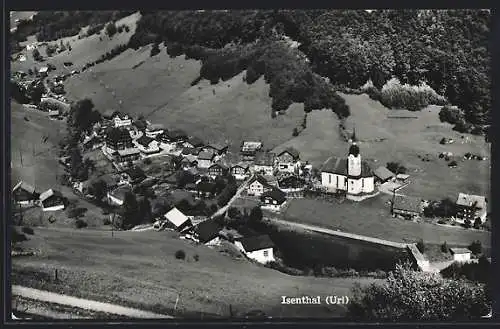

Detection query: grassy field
(12, 226), (380, 318)
(283, 197), (491, 247)
(11, 12), (142, 78)
(274, 93), (490, 201)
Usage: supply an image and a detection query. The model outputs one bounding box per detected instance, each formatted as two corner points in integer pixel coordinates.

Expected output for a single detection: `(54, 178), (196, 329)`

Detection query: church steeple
(347, 142), (362, 177)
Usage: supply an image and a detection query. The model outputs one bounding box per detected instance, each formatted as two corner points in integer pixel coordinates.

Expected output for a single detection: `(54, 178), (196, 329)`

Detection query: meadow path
(210, 176), (253, 219)
(12, 285), (173, 319)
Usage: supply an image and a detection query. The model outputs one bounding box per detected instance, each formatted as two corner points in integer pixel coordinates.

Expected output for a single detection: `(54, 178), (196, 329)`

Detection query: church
(320, 143), (375, 195)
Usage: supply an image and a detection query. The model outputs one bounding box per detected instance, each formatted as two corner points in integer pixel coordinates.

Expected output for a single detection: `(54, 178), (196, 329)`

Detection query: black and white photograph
(9, 9), (492, 321)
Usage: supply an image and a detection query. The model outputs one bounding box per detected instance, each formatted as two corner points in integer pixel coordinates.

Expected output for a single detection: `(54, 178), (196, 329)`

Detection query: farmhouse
(105, 127), (133, 153)
(196, 181), (217, 198)
(450, 248), (472, 263)
(198, 151), (216, 169)
(231, 163), (250, 181)
(145, 124), (165, 138)
(320, 143), (375, 195)
(235, 235), (275, 264)
(181, 147), (201, 156)
(276, 148), (300, 173)
(373, 166), (395, 183)
(219, 228), (243, 242)
(121, 167), (146, 185)
(208, 162), (229, 178)
(251, 152), (276, 176)
(247, 175), (273, 197)
(455, 193), (487, 224)
(194, 219), (222, 246)
(39, 189), (65, 211)
(392, 195), (422, 219)
(205, 142), (229, 156)
(116, 148), (141, 164)
(241, 141), (263, 158)
(184, 136), (204, 149)
(157, 131), (176, 151)
(180, 155), (199, 170)
(396, 173), (410, 183)
(107, 185), (132, 206)
(12, 181), (39, 207)
(261, 188), (287, 211)
(135, 135), (160, 155)
(164, 207), (193, 232)
(112, 112), (132, 128)
(38, 66), (48, 77)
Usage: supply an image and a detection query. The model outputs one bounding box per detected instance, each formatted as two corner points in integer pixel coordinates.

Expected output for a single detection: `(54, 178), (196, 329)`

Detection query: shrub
(464, 219), (471, 229)
(105, 22), (117, 37)
(469, 241), (482, 255)
(175, 249), (186, 260)
(150, 43), (160, 57)
(473, 218), (482, 229)
(386, 161), (406, 174)
(124, 25), (130, 32)
(143, 158), (152, 165)
(292, 128), (299, 136)
(193, 254), (199, 261)
(21, 227), (34, 235)
(439, 106), (463, 125)
(416, 239), (425, 253)
(75, 219), (88, 229)
(441, 241), (448, 253)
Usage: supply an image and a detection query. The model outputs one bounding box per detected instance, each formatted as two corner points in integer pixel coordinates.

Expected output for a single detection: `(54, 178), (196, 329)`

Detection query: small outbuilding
(374, 166), (395, 183)
(450, 248), (472, 263)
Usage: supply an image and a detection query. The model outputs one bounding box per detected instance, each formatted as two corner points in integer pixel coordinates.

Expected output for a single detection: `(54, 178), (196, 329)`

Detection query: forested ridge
(11, 10), (491, 128)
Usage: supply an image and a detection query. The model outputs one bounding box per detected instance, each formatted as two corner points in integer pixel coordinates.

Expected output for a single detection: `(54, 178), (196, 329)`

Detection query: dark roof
(321, 157), (373, 177)
(248, 175), (272, 188)
(261, 188), (287, 204)
(98, 174), (119, 187)
(195, 219), (222, 243)
(102, 109), (118, 119)
(374, 166), (395, 181)
(124, 167), (146, 180)
(133, 120), (147, 130)
(188, 136), (204, 147)
(209, 162), (228, 171)
(198, 150), (215, 160)
(393, 195), (422, 214)
(136, 135), (155, 147)
(197, 181), (217, 193)
(278, 147), (300, 160)
(207, 142), (228, 151)
(254, 152), (276, 166)
(238, 235), (275, 252)
(231, 162), (250, 170)
(106, 127), (132, 143)
(13, 181), (36, 194)
(348, 143), (360, 156)
(182, 147), (200, 156)
(450, 248), (472, 255)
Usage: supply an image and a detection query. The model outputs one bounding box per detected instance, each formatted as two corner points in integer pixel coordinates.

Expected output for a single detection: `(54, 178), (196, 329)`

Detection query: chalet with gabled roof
(12, 181), (39, 206)
(247, 175), (273, 197)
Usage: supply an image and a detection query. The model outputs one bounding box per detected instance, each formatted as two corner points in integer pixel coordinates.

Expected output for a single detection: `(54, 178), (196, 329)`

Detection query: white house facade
(234, 235), (275, 264)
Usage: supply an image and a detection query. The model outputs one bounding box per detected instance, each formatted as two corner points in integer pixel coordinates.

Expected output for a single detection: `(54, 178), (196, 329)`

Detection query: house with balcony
(276, 147), (300, 174)
(455, 193), (487, 224)
(145, 123), (165, 138)
(135, 135), (160, 155)
(104, 127), (134, 154)
(251, 152), (276, 176)
(247, 175), (273, 197)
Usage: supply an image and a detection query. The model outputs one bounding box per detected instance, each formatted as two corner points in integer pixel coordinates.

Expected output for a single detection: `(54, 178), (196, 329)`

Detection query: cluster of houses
(12, 181), (66, 212)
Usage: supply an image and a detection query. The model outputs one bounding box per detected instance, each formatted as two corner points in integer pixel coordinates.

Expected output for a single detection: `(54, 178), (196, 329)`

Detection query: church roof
(321, 156), (373, 177)
(348, 143), (360, 156)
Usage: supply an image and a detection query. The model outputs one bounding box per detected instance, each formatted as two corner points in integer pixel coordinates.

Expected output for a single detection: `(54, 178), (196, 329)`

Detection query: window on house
(362, 179), (364, 188)
(263, 250), (269, 257)
(336, 175), (339, 187)
(329, 175), (331, 184)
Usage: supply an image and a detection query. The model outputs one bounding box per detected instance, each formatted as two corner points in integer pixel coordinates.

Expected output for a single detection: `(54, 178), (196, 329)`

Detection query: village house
(251, 152), (276, 176)
(241, 141), (263, 159)
(450, 248), (472, 263)
(115, 148), (141, 165)
(218, 228), (243, 242)
(12, 181), (39, 207)
(391, 195), (422, 219)
(204, 142), (229, 156)
(321, 143), (375, 195)
(261, 187), (287, 211)
(121, 167), (146, 185)
(182, 136), (204, 149)
(163, 207), (193, 232)
(197, 150), (216, 169)
(373, 166), (395, 183)
(181, 147), (201, 156)
(235, 235), (276, 264)
(247, 175), (273, 197)
(231, 163), (250, 181)
(157, 131), (177, 152)
(145, 123), (165, 138)
(38, 66), (48, 77)
(134, 135), (160, 155)
(193, 219), (222, 246)
(112, 112), (132, 128)
(455, 193), (487, 224)
(276, 148), (300, 173)
(83, 135), (104, 151)
(39, 189), (66, 211)
(196, 181), (217, 198)
(208, 162), (229, 178)
(107, 185), (132, 206)
(180, 155), (198, 170)
(129, 127), (143, 140)
(396, 173), (410, 183)
(104, 127), (134, 154)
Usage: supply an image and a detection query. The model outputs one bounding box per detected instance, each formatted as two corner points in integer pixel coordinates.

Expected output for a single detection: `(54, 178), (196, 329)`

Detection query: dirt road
(12, 285), (173, 319)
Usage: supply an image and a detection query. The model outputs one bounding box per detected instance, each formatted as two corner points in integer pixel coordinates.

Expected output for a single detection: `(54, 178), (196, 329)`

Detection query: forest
(11, 10), (491, 129)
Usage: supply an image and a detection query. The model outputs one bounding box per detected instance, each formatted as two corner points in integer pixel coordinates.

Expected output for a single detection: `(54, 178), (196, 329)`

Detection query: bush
(193, 254), (199, 261)
(75, 219), (88, 229)
(105, 22), (117, 37)
(473, 218), (482, 229)
(439, 106), (463, 125)
(21, 227), (34, 235)
(150, 43), (160, 57)
(416, 239), (425, 253)
(292, 128), (299, 136)
(469, 241), (482, 255)
(175, 249), (186, 260)
(386, 161), (406, 174)
(143, 158), (152, 165)
(441, 241), (448, 253)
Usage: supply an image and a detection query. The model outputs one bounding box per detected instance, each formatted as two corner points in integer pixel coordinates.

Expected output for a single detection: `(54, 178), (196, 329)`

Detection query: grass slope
(12, 227), (379, 318)
(274, 92), (490, 200)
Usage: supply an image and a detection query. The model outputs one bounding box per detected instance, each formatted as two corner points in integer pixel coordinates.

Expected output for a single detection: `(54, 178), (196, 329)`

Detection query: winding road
(12, 285), (173, 319)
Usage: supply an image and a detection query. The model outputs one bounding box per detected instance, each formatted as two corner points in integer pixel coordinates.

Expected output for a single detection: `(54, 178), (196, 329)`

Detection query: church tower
(347, 142), (362, 177)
